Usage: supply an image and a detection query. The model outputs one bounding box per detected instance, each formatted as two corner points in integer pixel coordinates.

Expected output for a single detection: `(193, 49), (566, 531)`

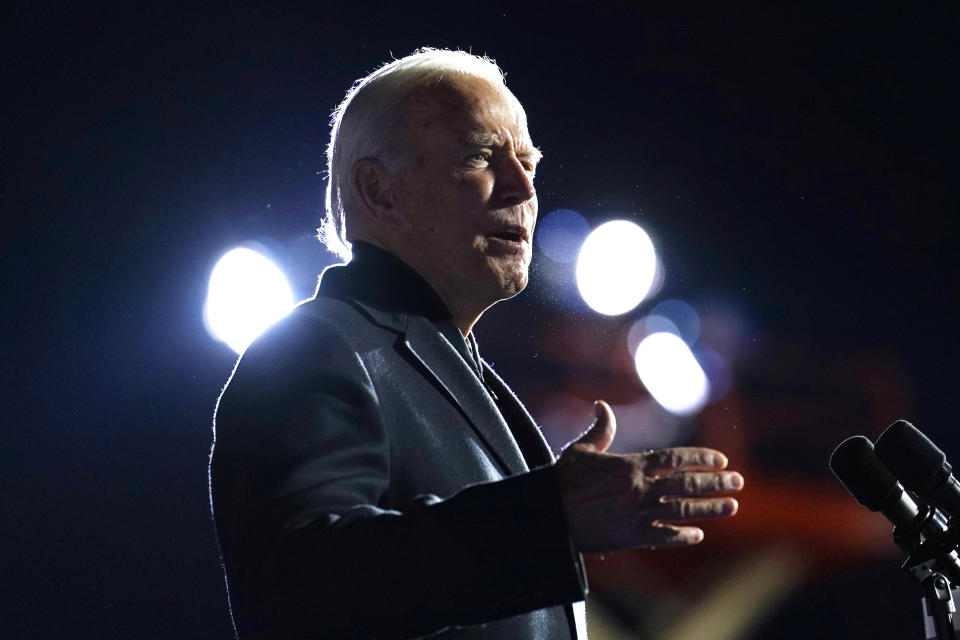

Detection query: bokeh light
(695, 347), (733, 402)
(575, 220), (657, 315)
(649, 298), (701, 345)
(203, 247), (295, 354)
(635, 332), (710, 415)
(627, 315), (680, 354)
(535, 209), (590, 263)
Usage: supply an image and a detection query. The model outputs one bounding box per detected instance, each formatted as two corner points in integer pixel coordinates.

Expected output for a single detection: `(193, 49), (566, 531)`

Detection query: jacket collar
(481, 362), (557, 467)
(315, 242), (530, 476)
(401, 318), (529, 475)
(315, 241), (451, 331)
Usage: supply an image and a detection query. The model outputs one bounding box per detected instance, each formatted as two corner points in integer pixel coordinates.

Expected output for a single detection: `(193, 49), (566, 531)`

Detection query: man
(210, 48), (743, 639)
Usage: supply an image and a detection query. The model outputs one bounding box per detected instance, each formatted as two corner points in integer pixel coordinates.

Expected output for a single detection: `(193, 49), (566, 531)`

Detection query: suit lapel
(481, 362), (557, 468)
(399, 316), (529, 477)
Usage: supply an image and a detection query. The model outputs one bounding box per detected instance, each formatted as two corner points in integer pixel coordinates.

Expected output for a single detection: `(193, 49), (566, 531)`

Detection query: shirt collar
(318, 241), (452, 321)
(317, 241), (483, 377)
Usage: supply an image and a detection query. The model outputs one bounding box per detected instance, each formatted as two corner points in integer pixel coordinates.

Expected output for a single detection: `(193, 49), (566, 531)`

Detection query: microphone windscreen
(830, 435), (900, 510)
(875, 419), (948, 494)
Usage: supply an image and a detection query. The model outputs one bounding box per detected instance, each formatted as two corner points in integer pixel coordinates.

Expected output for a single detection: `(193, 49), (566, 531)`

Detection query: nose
(495, 154), (536, 207)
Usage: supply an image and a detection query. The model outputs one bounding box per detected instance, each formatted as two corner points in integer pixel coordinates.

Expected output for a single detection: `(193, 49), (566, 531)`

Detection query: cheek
(403, 175), (492, 242)
(454, 174), (493, 212)
(400, 192), (446, 237)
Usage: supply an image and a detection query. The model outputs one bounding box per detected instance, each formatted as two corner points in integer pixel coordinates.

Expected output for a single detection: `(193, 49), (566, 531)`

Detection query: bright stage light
(575, 220), (657, 315)
(635, 332), (710, 415)
(204, 247), (295, 354)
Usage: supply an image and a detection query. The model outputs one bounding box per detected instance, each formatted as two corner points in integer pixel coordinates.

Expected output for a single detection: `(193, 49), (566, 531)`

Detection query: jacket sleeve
(209, 313), (586, 639)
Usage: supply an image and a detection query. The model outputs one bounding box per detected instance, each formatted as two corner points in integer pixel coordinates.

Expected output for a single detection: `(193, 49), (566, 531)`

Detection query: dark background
(4, 2), (958, 637)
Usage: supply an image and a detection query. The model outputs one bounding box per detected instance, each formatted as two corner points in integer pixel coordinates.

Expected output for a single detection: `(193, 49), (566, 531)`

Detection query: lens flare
(203, 247), (295, 354)
(649, 299), (701, 345)
(576, 220), (657, 315)
(535, 209), (590, 263)
(634, 332), (710, 415)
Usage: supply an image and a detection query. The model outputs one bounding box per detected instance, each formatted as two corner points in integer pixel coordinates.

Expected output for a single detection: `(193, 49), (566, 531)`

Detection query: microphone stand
(894, 504), (960, 639)
(918, 571), (959, 640)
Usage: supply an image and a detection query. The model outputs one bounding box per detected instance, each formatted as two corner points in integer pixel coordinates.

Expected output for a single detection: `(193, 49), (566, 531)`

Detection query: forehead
(402, 76), (532, 147)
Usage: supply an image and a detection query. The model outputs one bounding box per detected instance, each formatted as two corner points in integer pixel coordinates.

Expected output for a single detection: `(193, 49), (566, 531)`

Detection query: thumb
(573, 400), (616, 453)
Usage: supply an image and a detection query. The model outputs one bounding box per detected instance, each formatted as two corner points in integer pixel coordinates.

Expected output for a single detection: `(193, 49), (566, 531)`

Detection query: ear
(353, 158), (410, 231)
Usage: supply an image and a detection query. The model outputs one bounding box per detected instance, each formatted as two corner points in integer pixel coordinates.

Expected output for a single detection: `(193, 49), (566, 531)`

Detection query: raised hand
(555, 400), (742, 553)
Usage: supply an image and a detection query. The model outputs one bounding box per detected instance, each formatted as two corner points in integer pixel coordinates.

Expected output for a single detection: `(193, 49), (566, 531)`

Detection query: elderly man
(210, 48), (743, 639)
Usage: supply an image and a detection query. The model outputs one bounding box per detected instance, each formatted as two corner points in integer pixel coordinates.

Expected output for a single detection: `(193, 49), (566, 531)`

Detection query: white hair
(320, 48), (507, 260)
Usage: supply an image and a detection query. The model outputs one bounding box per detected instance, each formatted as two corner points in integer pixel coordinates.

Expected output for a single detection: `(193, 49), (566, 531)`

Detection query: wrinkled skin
(556, 400), (742, 552)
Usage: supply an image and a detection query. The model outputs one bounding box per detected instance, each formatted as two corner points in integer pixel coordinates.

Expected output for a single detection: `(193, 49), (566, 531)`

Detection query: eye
(465, 152), (490, 165)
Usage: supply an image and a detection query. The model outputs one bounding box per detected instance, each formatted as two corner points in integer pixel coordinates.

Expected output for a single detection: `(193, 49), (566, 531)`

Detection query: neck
(434, 289), (484, 337)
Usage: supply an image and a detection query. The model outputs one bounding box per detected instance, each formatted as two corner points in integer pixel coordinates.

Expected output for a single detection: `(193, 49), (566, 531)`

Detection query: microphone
(830, 434), (960, 584)
(875, 420), (960, 520)
(830, 435), (920, 524)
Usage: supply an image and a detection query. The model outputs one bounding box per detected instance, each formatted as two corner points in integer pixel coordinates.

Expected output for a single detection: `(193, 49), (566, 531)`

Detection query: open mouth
(486, 225), (528, 244)
(489, 230), (524, 243)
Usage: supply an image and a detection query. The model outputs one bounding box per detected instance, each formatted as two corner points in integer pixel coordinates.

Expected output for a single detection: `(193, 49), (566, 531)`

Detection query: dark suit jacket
(210, 243), (587, 639)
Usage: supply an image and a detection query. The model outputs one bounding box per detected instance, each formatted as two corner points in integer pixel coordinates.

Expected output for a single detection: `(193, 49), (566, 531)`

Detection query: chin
(490, 258), (530, 299)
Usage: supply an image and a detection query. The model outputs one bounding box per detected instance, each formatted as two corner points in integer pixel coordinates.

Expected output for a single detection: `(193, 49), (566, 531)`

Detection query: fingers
(558, 436), (743, 553)
(651, 497), (739, 522)
(653, 471), (744, 496)
(642, 447), (729, 473)
(571, 400), (617, 453)
(638, 524), (705, 547)
(625, 499), (737, 551)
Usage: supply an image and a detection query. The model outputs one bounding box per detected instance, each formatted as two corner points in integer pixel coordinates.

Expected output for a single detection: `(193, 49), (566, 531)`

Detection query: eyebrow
(520, 147), (544, 166)
(463, 132), (543, 165)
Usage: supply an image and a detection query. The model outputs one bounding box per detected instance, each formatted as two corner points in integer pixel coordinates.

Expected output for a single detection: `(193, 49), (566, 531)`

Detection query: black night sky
(4, 3), (959, 637)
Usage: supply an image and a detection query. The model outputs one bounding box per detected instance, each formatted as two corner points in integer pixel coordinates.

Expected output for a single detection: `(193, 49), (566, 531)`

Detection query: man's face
(388, 76), (540, 314)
